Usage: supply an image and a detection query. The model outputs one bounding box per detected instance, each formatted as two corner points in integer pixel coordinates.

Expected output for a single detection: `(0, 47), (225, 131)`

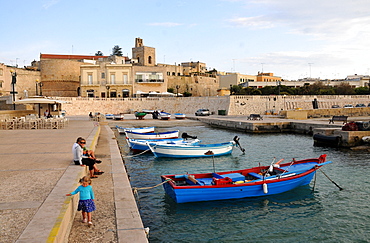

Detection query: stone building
(219, 72), (257, 90)
(80, 38), (167, 98)
(0, 62), (41, 99)
(166, 66), (219, 97)
(80, 38), (219, 98)
(256, 72), (282, 83)
(39, 54), (110, 97)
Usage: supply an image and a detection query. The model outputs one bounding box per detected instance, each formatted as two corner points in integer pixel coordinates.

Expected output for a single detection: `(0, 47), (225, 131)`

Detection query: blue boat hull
(162, 172), (315, 203)
(160, 154), (331, 203)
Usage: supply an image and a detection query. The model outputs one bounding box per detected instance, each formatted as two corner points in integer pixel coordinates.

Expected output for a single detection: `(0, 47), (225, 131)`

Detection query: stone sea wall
(58, 95), (370, 116)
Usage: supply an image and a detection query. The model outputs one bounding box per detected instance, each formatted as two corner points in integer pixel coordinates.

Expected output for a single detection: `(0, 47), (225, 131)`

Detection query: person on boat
(72, 137), (103, 178)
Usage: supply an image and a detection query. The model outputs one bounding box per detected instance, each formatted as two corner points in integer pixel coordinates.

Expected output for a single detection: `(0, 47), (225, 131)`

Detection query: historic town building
(0, 62), (41, 99)
(80, 38), (220, 98)
(39, 54), (110, 97)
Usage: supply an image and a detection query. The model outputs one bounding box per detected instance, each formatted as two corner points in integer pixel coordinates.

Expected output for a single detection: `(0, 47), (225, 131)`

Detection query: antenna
(308, 63), (314, 78)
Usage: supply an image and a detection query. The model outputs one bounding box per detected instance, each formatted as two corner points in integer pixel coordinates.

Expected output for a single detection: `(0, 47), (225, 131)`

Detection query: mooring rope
(132, 178), (173, 198)
(122, 149), (151, 158)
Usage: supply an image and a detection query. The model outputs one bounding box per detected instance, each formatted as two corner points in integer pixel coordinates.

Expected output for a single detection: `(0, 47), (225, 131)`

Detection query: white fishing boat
(148, 141), (236, 158)
(125, 130), (179, 139)
(127, 138), (200, 152)
(159, 112), (171, 120)
(114, 113), (124, 120)
(174, 113), (186, 119)
(105, 114), (114, 119)
(116, 126), (155, 134)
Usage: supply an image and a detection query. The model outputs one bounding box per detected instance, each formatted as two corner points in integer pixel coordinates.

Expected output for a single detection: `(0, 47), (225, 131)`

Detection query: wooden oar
(317, 167), (343, 191)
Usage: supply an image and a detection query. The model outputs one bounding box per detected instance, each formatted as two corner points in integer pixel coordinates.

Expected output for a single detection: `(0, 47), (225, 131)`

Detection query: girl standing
(66, 176), (96, 226)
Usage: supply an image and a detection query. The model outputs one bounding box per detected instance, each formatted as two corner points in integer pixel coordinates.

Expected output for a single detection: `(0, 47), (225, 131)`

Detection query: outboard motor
(182, 132), (197, 140)
(233, 136), (246, 153)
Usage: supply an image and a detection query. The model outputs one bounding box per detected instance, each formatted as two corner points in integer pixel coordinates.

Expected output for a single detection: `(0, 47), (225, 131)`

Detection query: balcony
(135, 79), (164, 83)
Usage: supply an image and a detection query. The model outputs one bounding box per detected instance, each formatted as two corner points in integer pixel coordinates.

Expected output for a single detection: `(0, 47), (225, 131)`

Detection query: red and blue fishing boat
(161, 154), (331, 203)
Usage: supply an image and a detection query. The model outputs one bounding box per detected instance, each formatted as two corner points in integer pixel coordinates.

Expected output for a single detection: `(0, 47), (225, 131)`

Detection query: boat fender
(174, 175), (186, 179)
(263, 183), (268, 194)
(234, 180), (245, 184)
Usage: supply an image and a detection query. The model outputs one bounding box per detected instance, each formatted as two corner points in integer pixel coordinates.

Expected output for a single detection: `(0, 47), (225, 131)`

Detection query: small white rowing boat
(116, 126), (155, 134)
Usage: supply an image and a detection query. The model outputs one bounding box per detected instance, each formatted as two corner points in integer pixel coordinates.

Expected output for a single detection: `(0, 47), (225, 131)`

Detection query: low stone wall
(2, 95), (368, 117)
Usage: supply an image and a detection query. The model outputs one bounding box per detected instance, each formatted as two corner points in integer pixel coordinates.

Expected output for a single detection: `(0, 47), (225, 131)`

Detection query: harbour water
(115, 125), (370, 242)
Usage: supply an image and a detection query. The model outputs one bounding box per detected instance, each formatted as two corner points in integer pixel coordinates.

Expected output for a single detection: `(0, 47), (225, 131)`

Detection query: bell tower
(132, 38), (156, 66)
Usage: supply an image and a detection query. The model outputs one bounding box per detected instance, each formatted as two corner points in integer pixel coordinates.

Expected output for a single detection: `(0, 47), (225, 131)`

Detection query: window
(101, 72), (105, 79)
(148, 56), (152, 64)
(0, 80), (3, 88)
(88, 73), (93, 84)
(0, 69), (3, 76)
(123, 74), (128, 84)
(110, 74), (115, 84)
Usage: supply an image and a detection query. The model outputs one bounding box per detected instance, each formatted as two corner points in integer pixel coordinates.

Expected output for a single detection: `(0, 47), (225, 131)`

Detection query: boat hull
(125, 130), (179, 139)
(113, 114), (124, 120)
(161, 155), (330, 203)
(149, 142), (235, 158)
(159, 112), (171, 120)
(135, 112), (147, 119)
(128, 138), (200, 152)
(313, 133), (341, 147)
(174, 113), (186, 119)
(116, 126), (155, 134)
(162, 172), (315, 203)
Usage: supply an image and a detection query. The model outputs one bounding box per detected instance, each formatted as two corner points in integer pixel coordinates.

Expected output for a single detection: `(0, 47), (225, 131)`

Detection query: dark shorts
(77, 199), (96, 213)
(82, 158), (96, 171)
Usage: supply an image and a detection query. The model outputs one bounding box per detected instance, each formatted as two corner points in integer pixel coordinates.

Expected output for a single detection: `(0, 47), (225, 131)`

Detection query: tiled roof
(40, 54), (110, 60)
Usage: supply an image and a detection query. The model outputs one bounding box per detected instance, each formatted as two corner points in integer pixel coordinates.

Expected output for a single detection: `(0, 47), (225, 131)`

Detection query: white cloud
(42, 0), (60, 9)
(227, 16), (274, 29)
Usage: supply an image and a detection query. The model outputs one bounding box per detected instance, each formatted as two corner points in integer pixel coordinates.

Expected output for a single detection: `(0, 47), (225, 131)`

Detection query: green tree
(95, 51), (103, 56)
(355, 86), (370, 95)
(335, 83), (356, 95)
(183, 91), (192, 97)
(112, 45), (123, 56)
(230, 85), (242, 95)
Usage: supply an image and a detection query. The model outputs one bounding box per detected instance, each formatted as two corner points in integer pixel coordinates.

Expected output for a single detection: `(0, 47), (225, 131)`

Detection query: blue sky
(1, 0), (370, 80)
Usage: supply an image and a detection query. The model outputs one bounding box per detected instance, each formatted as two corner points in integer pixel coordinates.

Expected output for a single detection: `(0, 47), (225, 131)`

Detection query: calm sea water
(116, 125), (370, 243)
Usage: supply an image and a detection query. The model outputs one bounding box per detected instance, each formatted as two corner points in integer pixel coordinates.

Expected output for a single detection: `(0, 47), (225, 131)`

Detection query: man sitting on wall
(72, 137), (103, 178)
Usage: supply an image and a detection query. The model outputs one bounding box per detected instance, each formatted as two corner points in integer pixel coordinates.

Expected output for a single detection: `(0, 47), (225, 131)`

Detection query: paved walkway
(0, 116), (147, 243)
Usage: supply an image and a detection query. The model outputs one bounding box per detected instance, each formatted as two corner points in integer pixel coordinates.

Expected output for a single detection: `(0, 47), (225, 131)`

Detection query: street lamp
(176, 85), (180, 97)
(35, 79), (39, 96)
(106, 86), (110, 98)
(39, 81), (43, 96)
(10, 70), (17, 110)
(276, 80), (281, 95)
